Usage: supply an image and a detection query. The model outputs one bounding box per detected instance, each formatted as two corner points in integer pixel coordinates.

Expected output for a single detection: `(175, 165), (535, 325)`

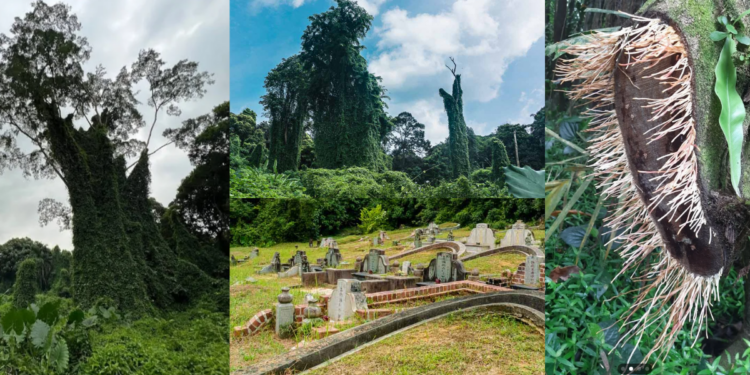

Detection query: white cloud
(389, 99), (449, 145)
(369, 0), (544, 103)
(251, 0), (311, 10)
(511, 88), (543, 124)
(353, 0), (388, 16)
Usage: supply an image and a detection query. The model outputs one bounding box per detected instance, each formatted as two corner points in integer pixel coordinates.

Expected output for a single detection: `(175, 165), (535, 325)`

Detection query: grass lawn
(230, 223), (540, 371)
(305, 307), (544, 375)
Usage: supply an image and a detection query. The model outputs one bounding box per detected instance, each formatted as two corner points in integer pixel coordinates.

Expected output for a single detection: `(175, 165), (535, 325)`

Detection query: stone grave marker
(249, 248), (259, 259)
(401, 261), (411, 275)
(359, 249), (388, 274)
(467, 223), (495, 247)
(414, 229), (423, 248)
(524, 255), (540, 286)
(275, 287), (295, 337)
(500, 220), (536, 248)
(328, 279), (367, 321)
(257, 252), (282, 274)
(423, 252), (467, 283)
(325, 246), (342, 268)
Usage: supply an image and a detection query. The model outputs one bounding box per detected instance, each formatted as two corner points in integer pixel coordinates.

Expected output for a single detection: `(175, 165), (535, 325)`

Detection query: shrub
(358, 205), (388, 234)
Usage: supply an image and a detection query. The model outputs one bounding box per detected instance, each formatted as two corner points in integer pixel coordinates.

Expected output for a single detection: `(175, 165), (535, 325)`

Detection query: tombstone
(467, 223), (495, 247)
(278, 265), (300, 278)
(423, 252), (467, 283)
(414, 229), (423, 249)
(413, 263), (425, 277)
(401, 261), (412, 275)
(359, 249), (388, 274)
(524, 255), (541, 286)
(500, 221), (535, 248)
(328, 279), (367, 321)
(257, 252), (282, 274)
(317, 258), (325, 267)
(275, 287), (295, 337)
(354, 257), (363, 272)
(427, 222), (440, 233)
(447, 230), (454, 241)
(372, 236), (381, 246)
(231, 254), (237, 266)
(325, 246), (342, 268)
(249, 248), (260, 259)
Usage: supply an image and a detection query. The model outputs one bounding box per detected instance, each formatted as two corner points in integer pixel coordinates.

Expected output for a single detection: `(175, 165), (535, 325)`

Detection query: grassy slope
(230, 224), (541, 370)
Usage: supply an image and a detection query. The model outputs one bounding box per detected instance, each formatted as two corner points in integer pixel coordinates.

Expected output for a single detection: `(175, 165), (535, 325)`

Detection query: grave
(324, 246), (342, 268)
(327, 279), (368, 322)
(326, 268), (355, 286)
(523, 255), (541, 287)
(301, 271), (327, 286)
(401, 261), (412, 275)
(419, 252), (467, 285)
(500, 220), (538, 248)
(358, 249), (388, 274)
(275, 287), (295, 337)
(389, 261), (400, 274)
(319, 237), (335, 248)
(466, 223), (495, 247)
(278, 265), (300, 278)
(257, 252), (282, 274)
(414, 229), (423, 248)
(248, 248), (259, 259)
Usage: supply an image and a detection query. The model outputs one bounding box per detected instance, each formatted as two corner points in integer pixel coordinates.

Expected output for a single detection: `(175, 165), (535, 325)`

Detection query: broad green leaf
(48, 338), (69, 373)
(719, 15), (729, 25)
(545, 180), (570, 220)
(726, 23), (738, 34)
(67, 310), (84, 328)
(560, 225), (588, 248)
(710, 31), (728, 41)
(739, 9), (750, 21)
(504, 165), (544, 198)
(738, 35), (750, 45)
(714, 37), (745, 195)
(29, 320), (50, 349)
(37, 301), (60, 326)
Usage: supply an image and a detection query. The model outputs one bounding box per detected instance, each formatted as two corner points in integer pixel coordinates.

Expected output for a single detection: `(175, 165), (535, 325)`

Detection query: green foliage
(491, 139), (510, 183)
(386, 112), (431, 175)
(13, 259), (39, 309)
(299, 168), (416, 198)
(300, 0), (388, 171)
(358, 205), (388, 234)
(504, 165), (545, 198)
(0, 238), (60, 293)
(713, 16), (746, 196)
(230, 108), (268, 169)
(263, 55), (308, 172)
(230, 166), (308, 198)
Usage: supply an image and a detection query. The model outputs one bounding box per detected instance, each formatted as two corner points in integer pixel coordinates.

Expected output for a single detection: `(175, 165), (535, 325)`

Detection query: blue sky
(231, 0), (544, 144)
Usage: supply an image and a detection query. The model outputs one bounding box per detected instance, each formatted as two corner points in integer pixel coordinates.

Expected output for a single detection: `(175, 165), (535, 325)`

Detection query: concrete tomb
(358, 249), (388, 274)
(422, 252), (467, 283)
(324, 246), (342, 268)
(500, 220), (538, 248)
(327, 279), (367, 322)
(466, 223), (495, 247)
(275, 287), (295, 337)
(257, 252), (282, 274)
(249, 248), (259, 259)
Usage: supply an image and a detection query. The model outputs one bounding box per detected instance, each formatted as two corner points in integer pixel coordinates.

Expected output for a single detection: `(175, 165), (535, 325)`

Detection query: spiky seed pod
(556, 13), (734, 360)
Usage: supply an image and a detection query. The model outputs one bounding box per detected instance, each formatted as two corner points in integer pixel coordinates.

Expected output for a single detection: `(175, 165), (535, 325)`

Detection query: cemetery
(230, 221), (545, 374)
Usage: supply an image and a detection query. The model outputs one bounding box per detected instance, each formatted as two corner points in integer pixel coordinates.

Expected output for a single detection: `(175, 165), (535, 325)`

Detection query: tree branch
(445, 57), (457, 77)
(4, 118), (70, 190)
(126, 140), (174, 170)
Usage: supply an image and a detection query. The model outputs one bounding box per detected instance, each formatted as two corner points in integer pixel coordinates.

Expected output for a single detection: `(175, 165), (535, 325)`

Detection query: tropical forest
(230, 0), (545, 199)
(0, 2), (228, 374)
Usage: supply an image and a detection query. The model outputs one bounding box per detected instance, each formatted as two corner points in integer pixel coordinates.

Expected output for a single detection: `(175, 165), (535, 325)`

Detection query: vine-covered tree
(0, 1), (220, 313)
(300, 0), (388, 171)
(439, 58), (471, 179)
(262, 55), (308, 172)
(13, 258), (38, 309)
(491, 139), (510, 184)
(230, 108), (267, 169)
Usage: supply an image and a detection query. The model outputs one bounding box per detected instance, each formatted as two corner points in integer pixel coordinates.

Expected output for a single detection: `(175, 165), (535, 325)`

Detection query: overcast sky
(0, 0), (229, 250)
(231, 0), (544, 144)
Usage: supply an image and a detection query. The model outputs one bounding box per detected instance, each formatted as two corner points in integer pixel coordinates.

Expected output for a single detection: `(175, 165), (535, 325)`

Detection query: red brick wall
(512, 262), (545, 288)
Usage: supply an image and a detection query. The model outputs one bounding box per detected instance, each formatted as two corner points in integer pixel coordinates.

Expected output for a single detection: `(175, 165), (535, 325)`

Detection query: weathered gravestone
(275, 287), (295, 337)
(447, 230), (454, 241)
(524, 255), (541, 286)
(423, 252), (467, 283)
(319, 237), (334, 248)
(467, 223), (495, 247)
(257, 252), (282, 274)
(358, 249), (388, 274)
(249, 248), (259, 259)
(401, 261), (412, 275)
(414, 229), (423, 249)
(325, 246), (342, 268)
(327, 279), (367, 321)
(500, 220), (536, 248)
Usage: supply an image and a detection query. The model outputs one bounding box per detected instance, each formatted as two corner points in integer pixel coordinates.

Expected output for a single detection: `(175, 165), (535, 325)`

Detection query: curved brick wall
(388, 241), (466, 261)
(459, 245), (543, 262)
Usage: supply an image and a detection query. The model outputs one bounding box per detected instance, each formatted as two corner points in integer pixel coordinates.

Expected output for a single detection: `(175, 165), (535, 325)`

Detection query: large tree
(0, 1), (218, 313)
(385, 112), (431, 175)
(300, 0), (388, 171)
(439, 58), (471, 179)
(262, 55), (308, 172)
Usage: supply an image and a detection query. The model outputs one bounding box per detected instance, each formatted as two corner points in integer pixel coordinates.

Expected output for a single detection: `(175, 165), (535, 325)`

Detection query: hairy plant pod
(556, 11), (749, 359)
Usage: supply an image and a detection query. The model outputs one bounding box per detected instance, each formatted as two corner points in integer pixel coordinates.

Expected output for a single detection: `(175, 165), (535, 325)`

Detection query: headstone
(319, 237), (335, 248)
(231, 254), (237, 266)
(359, 249), (388, 274)
(424, 252), (467, 283)
(278, 265), (300, 278)
(328, 279), (367, 321)
(427, 222), (440, 233)
(413, 263), (425, 277)
(249, 248), (260, 259)
(467, 223), (495, 247)
(257, 252), (282, 274)
(325, 246), (342, 268)
(401, 261), (412, 275)
(524, 255), (540, 286)
(500, 220), (536, 248)
(354, 257), (363, 271)
(447, 230), (454, 241)
(275, 287), (295, 337)
(414, 229), (423, 249)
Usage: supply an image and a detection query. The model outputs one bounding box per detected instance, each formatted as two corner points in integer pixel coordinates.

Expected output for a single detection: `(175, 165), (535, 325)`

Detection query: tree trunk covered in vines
(268, 115), (304, 172)
(633, 0), (750, 363)
(440, 75), (471, 179)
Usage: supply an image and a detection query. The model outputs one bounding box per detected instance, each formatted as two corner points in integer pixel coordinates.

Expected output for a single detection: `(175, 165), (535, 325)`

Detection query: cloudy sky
(0, 0), (229, 250)
(230, 0), (544, 144)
